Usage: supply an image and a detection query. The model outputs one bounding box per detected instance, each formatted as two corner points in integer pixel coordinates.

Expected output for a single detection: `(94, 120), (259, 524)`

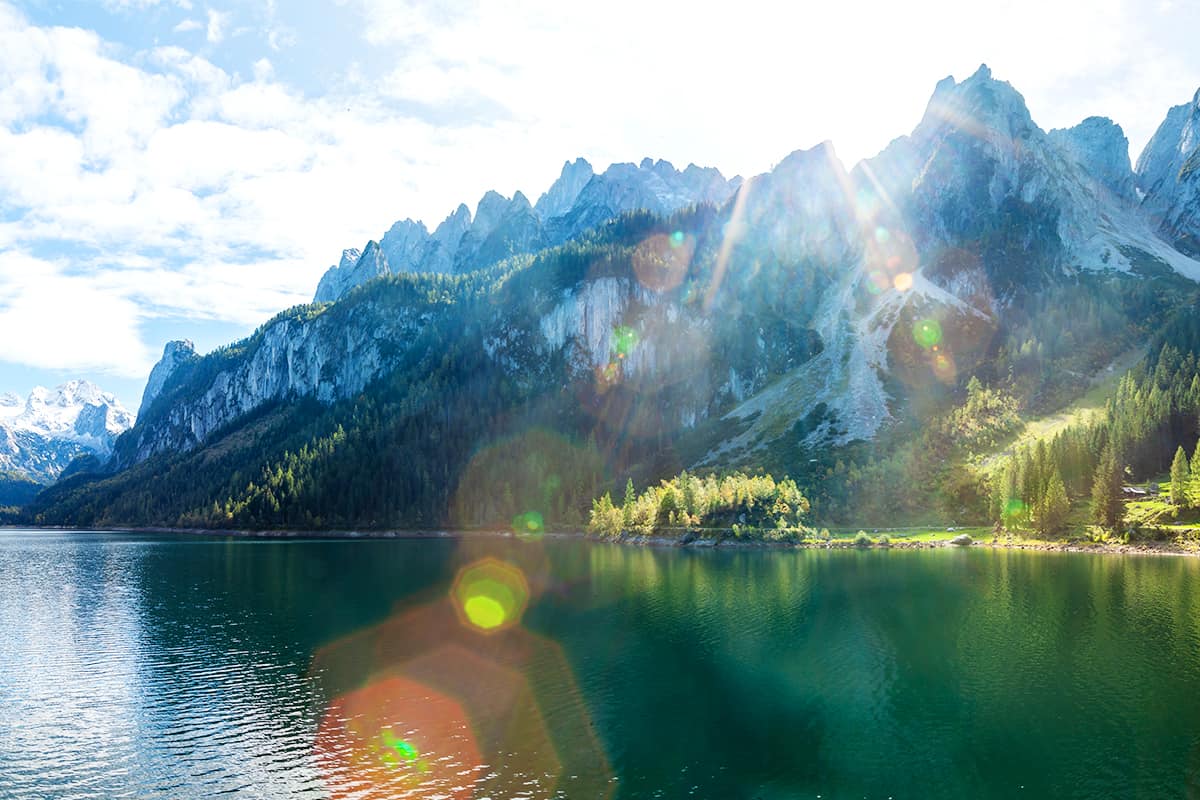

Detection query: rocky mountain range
(0, 380), (133, 484)
(23, 65), (1200, 529)
(313, 158), (741, 303)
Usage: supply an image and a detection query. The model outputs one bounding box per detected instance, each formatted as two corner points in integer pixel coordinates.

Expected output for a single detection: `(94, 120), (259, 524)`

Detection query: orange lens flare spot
(452, 558), (530, 634)
(315, 675), (481, 800)
(932, 350), (956, 383)
(633, 232), (693, 292)
(893, 272), (913, 291)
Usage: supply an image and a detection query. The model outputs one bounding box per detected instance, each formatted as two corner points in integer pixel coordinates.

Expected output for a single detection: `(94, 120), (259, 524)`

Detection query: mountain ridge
(313, 157), (742, 303)
(22, 65), (1200, 531)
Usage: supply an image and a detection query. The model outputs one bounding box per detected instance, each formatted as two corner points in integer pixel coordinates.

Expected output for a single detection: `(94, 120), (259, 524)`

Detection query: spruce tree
(1091, 445), (1123, 530)
(1037, 471), (1070, 536)
(1170, 446), (1190, 506)
(1189, 442), (1200, 509)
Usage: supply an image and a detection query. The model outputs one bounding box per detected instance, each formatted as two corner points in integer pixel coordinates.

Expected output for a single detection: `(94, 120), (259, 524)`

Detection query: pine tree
(1188, 442), (1200, 509)
(1170, 446), (1190, 506)
(1035, 470), (1070, 536)
(1091, 445), (1123, 529)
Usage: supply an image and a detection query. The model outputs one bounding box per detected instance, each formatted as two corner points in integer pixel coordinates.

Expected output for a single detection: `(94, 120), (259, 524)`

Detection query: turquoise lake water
(1, 530), (1199, 799)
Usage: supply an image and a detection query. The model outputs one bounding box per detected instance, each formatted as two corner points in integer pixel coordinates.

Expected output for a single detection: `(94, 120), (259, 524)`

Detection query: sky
(0, 0), (1198, 412)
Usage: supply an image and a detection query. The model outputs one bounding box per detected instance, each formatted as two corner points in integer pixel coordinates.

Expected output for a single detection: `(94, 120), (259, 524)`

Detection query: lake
(1, 530), (1199, 799)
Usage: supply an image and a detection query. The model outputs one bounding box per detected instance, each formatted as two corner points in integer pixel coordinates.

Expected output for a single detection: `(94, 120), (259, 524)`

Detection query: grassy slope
(826, 526), (991, 542)
(977, 345), (1143, 474)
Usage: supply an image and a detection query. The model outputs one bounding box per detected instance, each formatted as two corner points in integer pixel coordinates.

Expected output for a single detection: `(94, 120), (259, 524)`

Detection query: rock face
(312, 158), (741, 302)
(863, 65), (1200, 292)
(0, 380), (134, 482)
(535, 158), (594, 219)
(120, 296), (435, 464)
(454, 191), (547, 273)
(139, 339), (198, 417)
(313, 244), (388, 304)
(546, 159), (738, 246)
(379, 219), (428, 274)
(1137, 87), (1200, 256)
(313, 248), (363, 304)
(1049, 116), (1137, 201)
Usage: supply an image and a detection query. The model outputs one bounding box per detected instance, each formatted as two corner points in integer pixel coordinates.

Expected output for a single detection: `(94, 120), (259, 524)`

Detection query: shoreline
(3, 523), (1199, 558)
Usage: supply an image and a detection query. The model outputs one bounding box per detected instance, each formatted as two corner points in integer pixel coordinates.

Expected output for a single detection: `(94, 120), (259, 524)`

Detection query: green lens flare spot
(378, 730), (420, 765)
(612, 325), (639, 358)
(463, 595), (508, 630)
(451, 558), (530, 634)
(1003, 498), (1026, 517)
(381, 730), (419, 759)
(669, 230), (685, 247)
(913, 318), (943, 349)
(512, 510), (544, 536)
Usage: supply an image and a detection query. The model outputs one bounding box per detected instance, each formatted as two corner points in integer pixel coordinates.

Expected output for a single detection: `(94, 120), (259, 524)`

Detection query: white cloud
(0, 0), (1197, 387)
(173, 18), (202, 33)
(205, 8), (227, 44)
(0, 251), (153, 378)
(352, 0), (1200, 171)
(251, 57), (273, 82)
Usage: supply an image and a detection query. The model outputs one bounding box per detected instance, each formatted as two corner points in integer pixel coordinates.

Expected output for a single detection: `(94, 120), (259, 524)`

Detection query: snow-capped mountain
(0, 380), (134, 483)
(313, 157), (741, 303)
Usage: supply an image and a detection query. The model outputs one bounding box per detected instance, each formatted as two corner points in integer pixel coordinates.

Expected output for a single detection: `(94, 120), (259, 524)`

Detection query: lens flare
(1003, 498), (1027, 518)
(633, 233), (693, 292)
(913, 319), (943, 349)
(893, 272), (913, 291)
(855, 188), (881, 220)
(380, 730), (420, 764)
(312, 602), (614, 800)
(932, 349), (957, 383)
(452, 558), (530, 634)
(867, 270), (889, 294)
(612, 325), (639, 360)
(315, 675), (482, 800)
(512, 510), (545, 537)
(874, 226), (890, 244)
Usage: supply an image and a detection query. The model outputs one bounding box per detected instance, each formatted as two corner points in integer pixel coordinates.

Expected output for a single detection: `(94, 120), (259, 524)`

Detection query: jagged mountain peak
(917, 63), (1037, 143)
(1136, 84), (1200, 256)
(775, 140), (843, 174)
(1048, 116), (1136, 201)
(535, 158), (595, 219)
(139, 339), (197, 418)
(385, 218), (426, 236)
(338, 248), (360, 269)
(315, 154), (737, 302)
(473, 190), (513, 234)
(380, 220), (428, 274)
